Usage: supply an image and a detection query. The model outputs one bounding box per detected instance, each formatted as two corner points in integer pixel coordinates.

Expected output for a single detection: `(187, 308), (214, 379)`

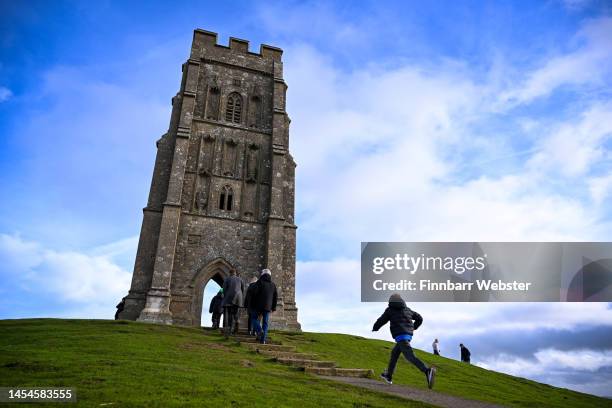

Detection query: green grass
(0, 319), (430, 407)
(0, 319), (609, 408)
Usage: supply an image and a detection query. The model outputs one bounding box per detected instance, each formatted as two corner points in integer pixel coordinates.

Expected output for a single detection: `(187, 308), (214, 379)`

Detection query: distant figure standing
(115, 297), (126, 320)
(222, 269), (245, 337)
(432, 339), (440, 356)
(251, 269), (278, 344)
(244, 276), (259, 336)
(460, 343), (471, 363)
(208, 289), (224, 329)
(372, 293), (436, 389)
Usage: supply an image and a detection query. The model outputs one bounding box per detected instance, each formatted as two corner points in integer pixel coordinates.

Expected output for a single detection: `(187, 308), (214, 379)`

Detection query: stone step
(218, 329), (253, 336)
(233, 336), (281, 345)
(219, 330), (278, 340)
(304, 367), (374, 378)
(243, 343), (296, 352)
(275, 358), (336, 368)
(256, 350), (319, 360)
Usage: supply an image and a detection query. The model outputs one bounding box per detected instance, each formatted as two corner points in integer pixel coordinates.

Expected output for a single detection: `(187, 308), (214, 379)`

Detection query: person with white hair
(433, 338), (440, 356)
(251, 268), (278, 344)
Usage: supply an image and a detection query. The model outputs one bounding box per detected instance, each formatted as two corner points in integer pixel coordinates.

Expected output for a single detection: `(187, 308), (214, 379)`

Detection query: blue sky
(1, 0), (612, 397)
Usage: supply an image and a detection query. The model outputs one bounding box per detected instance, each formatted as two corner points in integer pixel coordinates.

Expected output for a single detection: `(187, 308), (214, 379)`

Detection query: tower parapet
(191, 29), (283, 76)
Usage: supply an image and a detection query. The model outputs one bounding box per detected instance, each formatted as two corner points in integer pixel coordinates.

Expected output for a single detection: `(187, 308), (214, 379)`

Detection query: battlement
(192, 29), (283, 62)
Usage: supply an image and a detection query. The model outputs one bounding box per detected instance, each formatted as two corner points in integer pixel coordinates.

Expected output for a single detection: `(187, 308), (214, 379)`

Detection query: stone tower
(119, 29), (300, 330)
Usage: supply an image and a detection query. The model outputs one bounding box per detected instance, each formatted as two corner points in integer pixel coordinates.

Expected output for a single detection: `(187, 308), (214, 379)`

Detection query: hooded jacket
(251, 274), (278, 312)
(209, 293), (224, 314)
(372, 299), (423, 339)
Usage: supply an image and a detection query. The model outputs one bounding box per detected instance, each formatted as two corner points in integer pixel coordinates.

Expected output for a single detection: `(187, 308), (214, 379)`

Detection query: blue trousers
(252, 311), (270, 343)
(249, 311), (258, 335)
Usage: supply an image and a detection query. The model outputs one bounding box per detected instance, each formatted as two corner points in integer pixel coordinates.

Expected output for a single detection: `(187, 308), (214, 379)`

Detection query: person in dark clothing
(222, 269), (245, 338)
(251, 268), (278, 344)
(115, 297), (126, 320)
(372, 293), (436, 389)
(208, 289), (224, 329)
(244, 276), (258, 335)
(460, 343), (471, 363)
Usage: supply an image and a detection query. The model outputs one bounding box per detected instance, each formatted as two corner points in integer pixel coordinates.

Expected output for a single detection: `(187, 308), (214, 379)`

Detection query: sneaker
(380, 372), (393, 385)
(426, 367), (436, 389)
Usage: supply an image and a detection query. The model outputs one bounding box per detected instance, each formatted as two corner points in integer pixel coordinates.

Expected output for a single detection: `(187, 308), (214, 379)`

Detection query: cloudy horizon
(1, 0), (611, 398)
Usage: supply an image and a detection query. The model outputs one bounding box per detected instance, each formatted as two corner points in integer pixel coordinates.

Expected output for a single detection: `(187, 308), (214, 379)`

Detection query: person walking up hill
(222, 269), (244, 338)
(372, 293), (436, 389)
(460, 343), (471, 363)
(251, 268), (277, 344)
(432, 338), (440, 356)
(244, 276), (258, 336)
(209, 289), (224, 329)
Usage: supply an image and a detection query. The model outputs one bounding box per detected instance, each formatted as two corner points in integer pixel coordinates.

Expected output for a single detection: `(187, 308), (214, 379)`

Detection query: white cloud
(535, 348), (612, 372)
(0, 86), (12, 102)
(527, 102), (612, 177)
(588, 174), (612, 205)
(286, 42), (608, 257)
(0, 233), (133, 317)
(499, 17), (612, 105)
(478, 348), (612, 395)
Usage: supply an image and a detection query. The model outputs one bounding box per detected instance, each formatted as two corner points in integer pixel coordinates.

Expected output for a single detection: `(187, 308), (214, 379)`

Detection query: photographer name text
(372, 279), (532, 291)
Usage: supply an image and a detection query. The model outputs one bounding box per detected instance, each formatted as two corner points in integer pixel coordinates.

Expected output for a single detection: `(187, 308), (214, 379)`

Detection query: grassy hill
(0, 319), (608, 407)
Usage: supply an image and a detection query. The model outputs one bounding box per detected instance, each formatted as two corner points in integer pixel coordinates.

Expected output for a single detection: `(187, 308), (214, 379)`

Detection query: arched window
(218, 185), (233, 211)
(225, 93), (242, 124)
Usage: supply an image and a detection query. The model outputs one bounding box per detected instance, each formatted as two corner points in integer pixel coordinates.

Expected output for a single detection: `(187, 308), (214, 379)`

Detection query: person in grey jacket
(222, 269), (245, 337)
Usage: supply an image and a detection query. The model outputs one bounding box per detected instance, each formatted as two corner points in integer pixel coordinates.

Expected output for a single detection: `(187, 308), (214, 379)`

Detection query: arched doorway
(202, 280), (222, 327)
(190, 258), (233, 327)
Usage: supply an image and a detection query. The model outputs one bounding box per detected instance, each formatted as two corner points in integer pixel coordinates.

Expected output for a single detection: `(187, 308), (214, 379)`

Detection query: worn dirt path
(319, 376), (507, 408)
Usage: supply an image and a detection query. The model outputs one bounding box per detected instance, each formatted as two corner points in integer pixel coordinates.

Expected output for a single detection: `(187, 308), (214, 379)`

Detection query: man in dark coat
(222, 269), (245, 337)
(244, 276), (259, 336)
(208, 289), (224, 329)
(251, 268), (277, 344)
(460, 343), (471, 363)
(373, 293), (436, 389)
(115, 297), (126, 320)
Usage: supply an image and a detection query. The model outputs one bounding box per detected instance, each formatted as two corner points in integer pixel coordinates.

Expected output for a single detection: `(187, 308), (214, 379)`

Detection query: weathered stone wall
(119, 29), (299, 330)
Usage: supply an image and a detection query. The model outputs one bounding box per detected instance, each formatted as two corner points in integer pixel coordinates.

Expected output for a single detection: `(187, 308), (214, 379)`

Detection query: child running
(372, 293), (436, 388)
